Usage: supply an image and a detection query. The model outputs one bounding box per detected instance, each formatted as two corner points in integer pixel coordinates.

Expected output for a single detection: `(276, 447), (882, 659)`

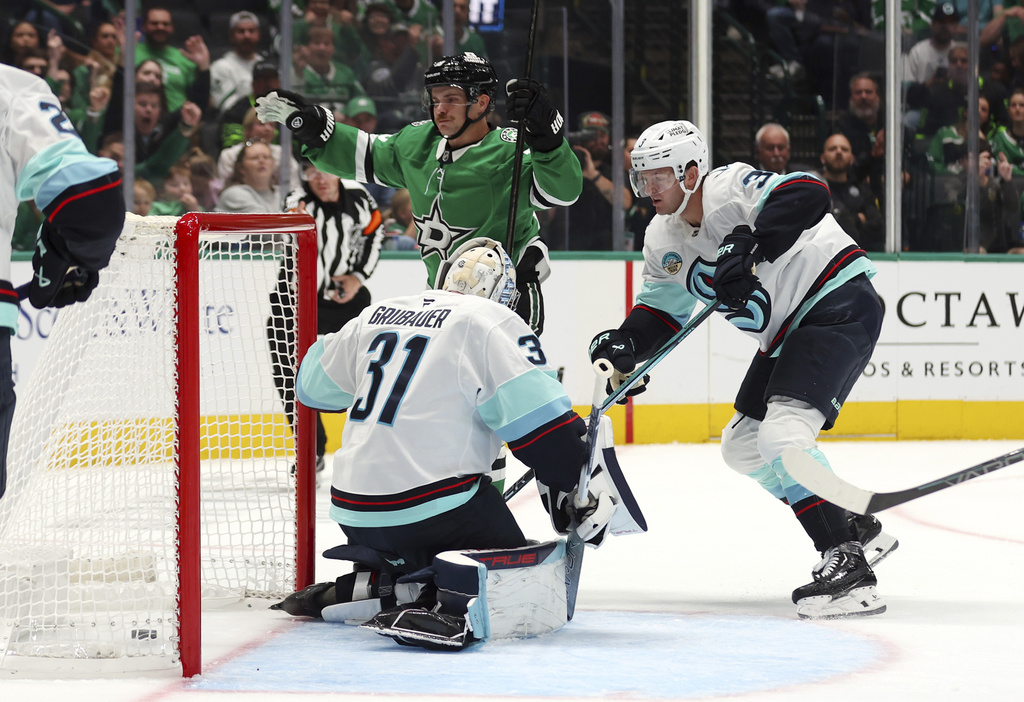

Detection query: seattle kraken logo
(690, 258), (769, 333)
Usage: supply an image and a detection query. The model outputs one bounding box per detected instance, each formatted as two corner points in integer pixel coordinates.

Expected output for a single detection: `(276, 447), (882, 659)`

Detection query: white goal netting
(0, 213), (314, 674)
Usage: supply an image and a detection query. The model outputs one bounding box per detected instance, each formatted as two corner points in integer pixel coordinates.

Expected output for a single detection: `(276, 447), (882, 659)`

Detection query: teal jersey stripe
(479, 369), (572, 442)
(17, 139), (118, 210)
(296, 340), (354, 410)
(0, 302), (18, 333)
(330, 482), (479, 527)
(636, 280), (698, 323)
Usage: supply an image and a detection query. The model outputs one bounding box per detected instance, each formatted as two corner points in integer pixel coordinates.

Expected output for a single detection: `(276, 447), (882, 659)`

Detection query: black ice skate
(849, 512), (899, 567)
(792, 541), (886, 620)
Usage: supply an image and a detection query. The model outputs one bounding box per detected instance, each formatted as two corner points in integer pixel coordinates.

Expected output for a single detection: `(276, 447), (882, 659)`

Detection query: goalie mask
(629, 120), (709, 216)
(441, 238), (520, 309)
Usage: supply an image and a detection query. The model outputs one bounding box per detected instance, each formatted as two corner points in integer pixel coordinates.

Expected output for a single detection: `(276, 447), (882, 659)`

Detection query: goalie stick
(781, 445), (1024, 515)
(503, 301), (720, 502)
(563, 300), (719, 618)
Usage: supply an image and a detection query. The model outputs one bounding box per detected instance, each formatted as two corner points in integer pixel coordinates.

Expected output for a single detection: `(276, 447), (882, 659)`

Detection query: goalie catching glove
(505, 78), (564, 153)
(255, 89), (335, 148)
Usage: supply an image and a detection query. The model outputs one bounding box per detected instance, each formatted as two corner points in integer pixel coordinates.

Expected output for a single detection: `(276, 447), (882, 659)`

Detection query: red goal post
(0, 212), (318, 677)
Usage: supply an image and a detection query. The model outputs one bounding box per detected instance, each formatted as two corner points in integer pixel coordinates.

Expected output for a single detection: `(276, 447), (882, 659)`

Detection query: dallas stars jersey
(637, 163), (877, 356)
(303, 121), (582, 287)
(296, 290), (571, 528)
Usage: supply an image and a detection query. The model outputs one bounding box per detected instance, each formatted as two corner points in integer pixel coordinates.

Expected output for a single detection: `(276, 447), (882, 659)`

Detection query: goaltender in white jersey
(274, 238), (641, 651)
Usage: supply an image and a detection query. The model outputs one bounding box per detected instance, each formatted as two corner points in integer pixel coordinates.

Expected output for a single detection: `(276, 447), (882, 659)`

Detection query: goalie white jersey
(297, 290), (570, 528)
(637, 163), (877, 355)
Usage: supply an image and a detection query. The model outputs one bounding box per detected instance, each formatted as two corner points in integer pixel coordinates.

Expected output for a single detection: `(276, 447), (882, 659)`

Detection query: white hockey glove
(606, 368), (650, 405)
(537, 471), (618, 548)
(255, 89), (335, 148)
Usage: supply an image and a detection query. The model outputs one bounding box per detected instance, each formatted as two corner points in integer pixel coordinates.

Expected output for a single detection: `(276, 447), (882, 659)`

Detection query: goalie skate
(850, 513), (899, 567)
(792, 542), (886, 620)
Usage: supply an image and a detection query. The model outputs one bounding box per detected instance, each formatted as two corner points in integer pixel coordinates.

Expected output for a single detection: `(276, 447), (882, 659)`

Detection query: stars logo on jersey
(661, 252), (683, 275)
(414, 196), (476, 258)
(500, 127), (518, 143)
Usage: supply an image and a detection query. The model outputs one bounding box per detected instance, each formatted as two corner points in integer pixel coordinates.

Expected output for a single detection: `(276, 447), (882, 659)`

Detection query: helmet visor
(629, 168), (680, 198)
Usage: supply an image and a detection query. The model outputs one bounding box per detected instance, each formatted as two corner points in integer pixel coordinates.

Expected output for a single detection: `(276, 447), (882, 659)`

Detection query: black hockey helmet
(422, 52), (497, 113)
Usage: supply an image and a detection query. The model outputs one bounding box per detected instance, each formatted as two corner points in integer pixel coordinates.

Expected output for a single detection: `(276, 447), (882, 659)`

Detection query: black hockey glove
(505, 78), (564, 152)
(254, 89), (335, 149)
(589, 329), (647, 403)
(712, 225), (765, 310)
(28, 223), (100, 310)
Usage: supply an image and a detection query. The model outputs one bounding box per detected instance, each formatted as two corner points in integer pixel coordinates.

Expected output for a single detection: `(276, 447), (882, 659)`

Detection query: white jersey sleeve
(297, 290), (569, 528)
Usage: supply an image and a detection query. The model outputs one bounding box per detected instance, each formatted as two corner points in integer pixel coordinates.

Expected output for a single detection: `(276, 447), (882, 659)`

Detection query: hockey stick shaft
(566, 300), (718, 617)
(503, 0), (541, 254)
(782, 445), (1024, 514)
(504, 300), (718, 503)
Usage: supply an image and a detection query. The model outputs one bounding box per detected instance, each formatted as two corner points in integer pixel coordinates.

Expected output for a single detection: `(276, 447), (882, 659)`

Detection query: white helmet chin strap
(672, 179), (696, 217)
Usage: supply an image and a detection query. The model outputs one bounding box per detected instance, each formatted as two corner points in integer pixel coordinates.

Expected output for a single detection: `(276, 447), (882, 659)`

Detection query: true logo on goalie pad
(465, 541), (560, 570)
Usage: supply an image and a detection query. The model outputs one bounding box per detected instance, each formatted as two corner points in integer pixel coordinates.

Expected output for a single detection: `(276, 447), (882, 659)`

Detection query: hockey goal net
(0, 212), (317, 676)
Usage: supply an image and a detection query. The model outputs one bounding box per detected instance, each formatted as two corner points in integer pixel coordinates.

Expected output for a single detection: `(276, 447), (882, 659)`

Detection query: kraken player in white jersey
(0, 65), (124, 497)
(589, 120), (896, 620)
(273, 239), (631, 650)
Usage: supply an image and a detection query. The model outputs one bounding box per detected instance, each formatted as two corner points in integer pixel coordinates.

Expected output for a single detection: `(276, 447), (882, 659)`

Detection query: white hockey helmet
(442, 237), (520, 309)
(629, 120), (709, 215)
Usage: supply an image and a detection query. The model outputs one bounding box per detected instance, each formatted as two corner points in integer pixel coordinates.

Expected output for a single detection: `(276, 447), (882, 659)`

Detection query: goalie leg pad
(443, 540), (569, 641)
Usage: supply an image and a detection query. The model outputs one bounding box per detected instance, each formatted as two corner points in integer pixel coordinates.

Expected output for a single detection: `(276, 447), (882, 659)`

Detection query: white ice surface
(4, 439), (1023, 701)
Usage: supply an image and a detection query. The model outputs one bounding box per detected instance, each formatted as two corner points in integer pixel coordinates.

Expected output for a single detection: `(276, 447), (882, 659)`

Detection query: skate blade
(863, 532), (899, 568)
(796, 585), (886, 620)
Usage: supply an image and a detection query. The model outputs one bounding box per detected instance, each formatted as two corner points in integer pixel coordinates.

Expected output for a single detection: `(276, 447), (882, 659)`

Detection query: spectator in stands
(150, 163), (202, 216)
(387, 0), (440, 63)
(426, 0), (488, 59)
(70, 21), (121, 114)
(382, 187), (416, 250)
(185, 148), (219, 211)
(97, 131), (125, 174)
(903, 4), (961, 85)
(920, 43), (1009, 139)
(819, 133), (884, 251)
(132, 81), (202, 184)
(990, 88), (1024, 175)
(293, 0), (362, 68)
(553, 111), (631, 251)
(347, 2), (400, 78)
(362, 22), (423, 125)
(925, 139), (1024, 253)
(839, 72), (885, 196)
(15, 46), (50, 81)
(216, 139), (282, 213)
(270, 159), (386, 470)
(136, 5), (211, 113)
(133, 178), (156, 215)
(2, 21), (42, 67)
(623, 133), (654, 250)
(210, 11), (264, 115)
(293, 25), (366, 114)
(753, 122), (817, 174)
(220, 60), (281, 148)
(66, 77), (111, 154)
(219, 107), (300, 191)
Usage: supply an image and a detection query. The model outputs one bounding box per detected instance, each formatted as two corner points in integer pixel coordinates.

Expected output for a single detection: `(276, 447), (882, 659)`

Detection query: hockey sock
(791, 496), (856, 553)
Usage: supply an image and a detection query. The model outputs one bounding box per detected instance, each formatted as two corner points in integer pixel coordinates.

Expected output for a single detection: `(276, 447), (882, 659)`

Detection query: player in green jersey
(255, 52), (582, 334)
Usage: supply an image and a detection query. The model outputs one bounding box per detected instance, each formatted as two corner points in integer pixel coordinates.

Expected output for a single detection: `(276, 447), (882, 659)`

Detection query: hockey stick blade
(564, 529), (585, 620)
(782, 445), (1024, 514)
